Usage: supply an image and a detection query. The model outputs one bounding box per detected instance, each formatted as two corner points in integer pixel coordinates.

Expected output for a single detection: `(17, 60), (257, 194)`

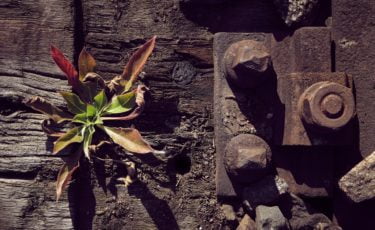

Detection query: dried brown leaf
(56, 146), (83, 201)
(78, 48), (96, 80)
(100, 125), (154, 154)
(108, 36), (156, 94)
(23, 96), (73, 123)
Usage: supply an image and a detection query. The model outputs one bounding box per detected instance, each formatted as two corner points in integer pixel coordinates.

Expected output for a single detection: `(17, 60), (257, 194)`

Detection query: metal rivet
(321, 94), (344, 118)
(224, 134), (271, 183)
(224, 40), (271, 89)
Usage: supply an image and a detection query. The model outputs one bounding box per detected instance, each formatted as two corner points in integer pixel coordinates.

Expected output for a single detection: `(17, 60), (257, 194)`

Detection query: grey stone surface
(300, 214), (341, 230)
(339, 151), (375, 202)
(272, 0), (319, 26)
(242, 175), (288, 209)
(172, 61), (197, 86)
(236, 214), (256, 230)
(255, 205), (289, 230)
(279, 194), (340, 230)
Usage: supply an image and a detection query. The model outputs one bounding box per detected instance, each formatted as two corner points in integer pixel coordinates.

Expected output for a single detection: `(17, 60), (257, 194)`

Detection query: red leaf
(50, 45), (79, 89)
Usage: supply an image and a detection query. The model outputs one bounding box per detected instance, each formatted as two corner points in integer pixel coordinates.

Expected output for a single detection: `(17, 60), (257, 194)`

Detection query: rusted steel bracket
(214, 27), (356, 197)
(214, 32), (274, 197)
(276, 72), (354, 146)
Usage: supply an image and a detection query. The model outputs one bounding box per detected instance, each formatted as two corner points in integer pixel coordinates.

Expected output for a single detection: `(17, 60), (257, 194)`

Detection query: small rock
(221, 204), (236, 221)
(171, 61), (197, 86)
(242, 175), (289, 210)
(224, 134), (272, 183)
(255, 205), (290, 230)
(339, 151), (375, 202)
(236, 214), (256, 230)
(272, 0), (320, 26)
(279, 194), (341, 230)
(294, 213), (335, 230)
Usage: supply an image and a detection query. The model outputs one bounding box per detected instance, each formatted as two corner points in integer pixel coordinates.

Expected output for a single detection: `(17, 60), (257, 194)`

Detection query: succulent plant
(24, 36), (157, 200)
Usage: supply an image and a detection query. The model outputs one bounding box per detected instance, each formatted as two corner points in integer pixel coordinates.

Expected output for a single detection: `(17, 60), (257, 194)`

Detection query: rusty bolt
(224, 40), (272, 88)
(321, 94), (344, 118)
(298, 81), (355, 131)
(224, 134), (272, 183)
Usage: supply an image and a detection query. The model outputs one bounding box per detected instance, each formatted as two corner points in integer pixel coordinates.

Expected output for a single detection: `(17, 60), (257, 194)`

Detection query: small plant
(24, 36), (158, 200)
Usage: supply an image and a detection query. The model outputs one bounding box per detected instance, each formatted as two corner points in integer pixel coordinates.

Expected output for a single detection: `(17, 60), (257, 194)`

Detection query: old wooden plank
(0, 113), (55, 156)
(0, 0), (75, 105)
(0, 0), (296, 229)
(81, 1), (217, 229)
(0, 0), (76, 229)
(0, 178), (75, 230)
(77, 0), (288, 229)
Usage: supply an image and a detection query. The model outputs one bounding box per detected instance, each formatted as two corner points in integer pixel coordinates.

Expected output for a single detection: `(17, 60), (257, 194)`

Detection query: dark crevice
(71, 1), (94, 230)
(69, 160), (96, 230)
(73, 0), (85, 66)
(0, 171), (38, 180)
(0, 97), (34, 116)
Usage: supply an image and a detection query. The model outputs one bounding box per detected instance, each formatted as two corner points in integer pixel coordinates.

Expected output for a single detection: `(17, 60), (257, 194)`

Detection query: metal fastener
(224, 134), (272, 183)
(298, 81), (355, 131)
(224, 40), (272, 89)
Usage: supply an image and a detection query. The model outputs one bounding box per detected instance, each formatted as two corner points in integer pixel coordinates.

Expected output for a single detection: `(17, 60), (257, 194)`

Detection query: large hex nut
(298, 81), (355, 131)
(224, 40), (272, 89)
(224, 134), (272, 183)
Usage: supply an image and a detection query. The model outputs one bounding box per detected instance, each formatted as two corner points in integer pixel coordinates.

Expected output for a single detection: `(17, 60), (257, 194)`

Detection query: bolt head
(321, 94), (344, 118)
(224, 40), (271, 89)
(298, 81), (355, 131)
(224, 134), (272, 183)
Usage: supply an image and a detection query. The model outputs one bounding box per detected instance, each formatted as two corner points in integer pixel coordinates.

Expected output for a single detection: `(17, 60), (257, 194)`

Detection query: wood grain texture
(81, 1), (219, 229)
(0, 0), (76, 229)
(0, 0), (310, 229)
(0, 0), (74, 106)
(0, 179), (75, 230)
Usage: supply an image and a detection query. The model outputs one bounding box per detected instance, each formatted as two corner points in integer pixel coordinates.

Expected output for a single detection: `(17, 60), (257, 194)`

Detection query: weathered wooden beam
(0, 1), (76, 229)
(0, 178), (75, 229)
(0, 0), (295, 228)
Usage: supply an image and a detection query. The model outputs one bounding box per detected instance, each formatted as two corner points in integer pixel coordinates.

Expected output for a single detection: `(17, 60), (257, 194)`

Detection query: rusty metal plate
(214, 27), (354, 197)
(332, 0), (375, 158)
(214, 32), (275, 197)
(272, 147), (334, 197)
(275, 72), (355, 146)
